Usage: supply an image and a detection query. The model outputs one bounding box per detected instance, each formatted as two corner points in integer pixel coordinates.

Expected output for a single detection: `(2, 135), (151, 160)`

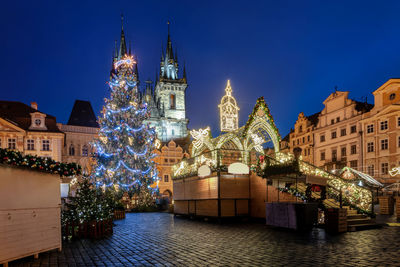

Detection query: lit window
(350, 125), (357, 133)
(367, 124), (374, 133)
(27, 139), (35, 150)
(381, 139), (388, 150)
(170, 94), (176, 109)
(350, 145), (357, 155)
(381, 163), (389, 175)
(380, 121), (388, 131)
(367, 142), (374, 153)
(8, 138), (16, 149)
(69, 144), (75, 156)
(42, 140), (50, 151)
(82, 145), (88, 156)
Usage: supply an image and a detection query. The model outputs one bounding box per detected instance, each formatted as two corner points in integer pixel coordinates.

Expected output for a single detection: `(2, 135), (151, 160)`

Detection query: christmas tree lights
(92, 55), (159, 201)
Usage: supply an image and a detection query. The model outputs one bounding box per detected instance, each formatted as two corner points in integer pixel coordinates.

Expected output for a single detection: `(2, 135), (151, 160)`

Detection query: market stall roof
(336, 167), (383, 188)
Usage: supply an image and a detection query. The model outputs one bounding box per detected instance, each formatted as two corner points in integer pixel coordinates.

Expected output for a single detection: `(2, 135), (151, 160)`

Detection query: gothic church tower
(150, 23), (188, 141)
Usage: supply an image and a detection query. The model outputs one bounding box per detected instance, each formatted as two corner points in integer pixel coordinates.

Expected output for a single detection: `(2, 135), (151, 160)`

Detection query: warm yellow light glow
(389, 166), (400, 176)
(190, 127), (211, 149)
(114, 55), (136, 70)
(219, 80), (240, 132)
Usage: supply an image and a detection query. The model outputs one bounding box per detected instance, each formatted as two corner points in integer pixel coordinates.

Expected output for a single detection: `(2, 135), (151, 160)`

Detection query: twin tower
(112, 17), (241, 143)
(112, 18), (188, 143)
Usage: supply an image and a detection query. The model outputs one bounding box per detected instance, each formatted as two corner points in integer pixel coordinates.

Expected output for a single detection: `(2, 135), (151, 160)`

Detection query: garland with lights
(0, 148), (81, 177)
(91, 55), (158, 208)
(242, 96), (281, 142)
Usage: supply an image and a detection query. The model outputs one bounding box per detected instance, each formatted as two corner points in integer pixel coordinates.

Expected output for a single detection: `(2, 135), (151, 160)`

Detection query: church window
(69, 144), (75, 156)
(172, 129), (175, 136)
(82, 145), (89, 156)
(170, 94), (176, 109)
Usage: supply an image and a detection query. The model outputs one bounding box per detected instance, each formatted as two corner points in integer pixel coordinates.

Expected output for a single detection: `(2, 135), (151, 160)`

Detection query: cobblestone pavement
(10, 212), (400, 266)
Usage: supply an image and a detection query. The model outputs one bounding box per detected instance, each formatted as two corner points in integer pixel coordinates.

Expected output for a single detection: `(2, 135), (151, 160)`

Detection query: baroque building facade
(289, 112), (319, 164)
(361, 79), (400, 184)
(0, 101), (64, 161)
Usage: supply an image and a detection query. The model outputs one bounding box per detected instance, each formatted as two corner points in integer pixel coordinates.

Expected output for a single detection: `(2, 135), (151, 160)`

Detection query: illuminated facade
(0, 101), (64, 161)
(144, 25), (189, 142)
(219, 80), (240, 132)
(361, 79), (400, 184)
(289, 112), (320, 164)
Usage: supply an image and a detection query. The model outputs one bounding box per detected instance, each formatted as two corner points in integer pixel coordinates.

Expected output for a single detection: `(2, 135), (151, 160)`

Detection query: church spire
(160, 21), (179, 80)
(118, 14), (127, 58)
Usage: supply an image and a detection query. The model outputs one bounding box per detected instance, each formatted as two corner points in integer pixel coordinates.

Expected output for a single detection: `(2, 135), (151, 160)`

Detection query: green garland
(242, 96), (281, 142)
(0, 148), (81, 177)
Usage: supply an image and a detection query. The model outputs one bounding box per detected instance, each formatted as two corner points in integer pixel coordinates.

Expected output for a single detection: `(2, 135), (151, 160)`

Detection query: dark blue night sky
(2, 0), (400, 137)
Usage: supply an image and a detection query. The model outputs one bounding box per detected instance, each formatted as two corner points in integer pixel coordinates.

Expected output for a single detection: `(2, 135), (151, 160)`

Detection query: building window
(299, 125), (302, 132)
(302, 137), (305, 143)
(341, 147), (346, 157)
(367, 142), (374, 153)
(350, 160), (358, 169)
(164, 175), (169, 183)
(170, 94), (176, 109)
(297, 139), (299, 145)
(172, 129), (175, 136)
(331, 131), (337, 139)
(0, 138), (2, 148)
(307, 135), (310, 142)
(332, 150), (337, 162)
(320, 135), (325, 142)
(82, 145), (88, 157)
(350, 145), (357, 155)
(381, 139), (388, 150)
(42, 140), (50, 151)
(367, 165), (375, 176)
(389, 93), (396, 100)
(336, 117), (340, 123)
(367, 124), (374, 133)
(164, 159), (168, 163)
(27, 139), (35, 150)
(350, 125), (357, 133)
(293, 141), (295, 146)
(380, 120), (388, 130)
(381, 163), (389, 175)
(320, 152), (325, 161)
(169, 159), (175, 163)
(69, 144), (75, 156)
(8, 138), (16, 149)
(331, 119), (334, 125)
(340, 128), (346, 136)
(398, 117), (400, 127)
(398, 136), (400, 147)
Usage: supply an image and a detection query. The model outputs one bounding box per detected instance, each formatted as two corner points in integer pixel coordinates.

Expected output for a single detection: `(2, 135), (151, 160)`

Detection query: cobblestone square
(10, 212), (400, 266)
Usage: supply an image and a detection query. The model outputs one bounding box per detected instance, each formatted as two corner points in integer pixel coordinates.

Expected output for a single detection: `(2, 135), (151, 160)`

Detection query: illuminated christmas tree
(92, 55), (158, 206)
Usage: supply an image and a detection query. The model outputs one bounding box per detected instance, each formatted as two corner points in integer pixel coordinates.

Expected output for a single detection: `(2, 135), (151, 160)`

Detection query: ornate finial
(225, 79), (232, 96)
(121, 13), (124, 31)
(167, 20), (170, 35)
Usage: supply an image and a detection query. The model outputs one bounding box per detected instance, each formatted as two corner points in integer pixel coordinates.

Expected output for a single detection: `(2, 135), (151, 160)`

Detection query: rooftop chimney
(31, 102), (38, 110)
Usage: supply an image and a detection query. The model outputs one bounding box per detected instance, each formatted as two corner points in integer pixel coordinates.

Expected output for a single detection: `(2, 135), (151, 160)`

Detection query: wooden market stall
(0, 165), (62, 266)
